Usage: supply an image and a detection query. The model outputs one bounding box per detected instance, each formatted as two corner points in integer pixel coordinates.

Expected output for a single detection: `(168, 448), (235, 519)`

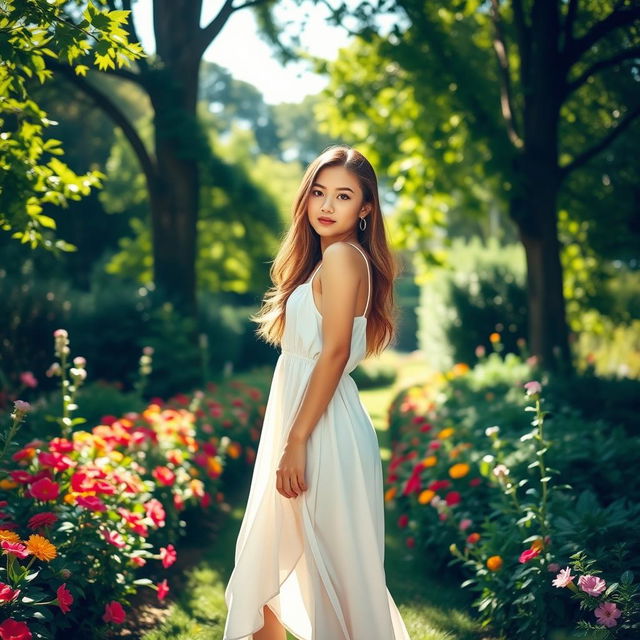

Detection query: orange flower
(449, 447), (460, 459)
(422, 456), (438, 468)
(486, 555), (503, 571)
(0, 478), (18, 490)
(449, 463), (470, 479)
(438, 428), (455, 439)
(227, 443), (241, 459)
(0, 530), (21, 544)
(489, 332), (501, 343)
(531, 538), (545, 551)
(467, 532), (481, 544)
(418, 489), (435, 504)
(451, 363), (469, 376)
(26, 534), (57, 562)
(384, 487), (397, 502)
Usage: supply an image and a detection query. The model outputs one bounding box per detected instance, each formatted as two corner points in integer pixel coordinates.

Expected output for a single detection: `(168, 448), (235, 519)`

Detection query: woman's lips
(318, 218), (335, 225)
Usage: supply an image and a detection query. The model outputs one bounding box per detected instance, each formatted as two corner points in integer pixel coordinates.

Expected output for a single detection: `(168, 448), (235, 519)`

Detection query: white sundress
(223, 241), (412, 640)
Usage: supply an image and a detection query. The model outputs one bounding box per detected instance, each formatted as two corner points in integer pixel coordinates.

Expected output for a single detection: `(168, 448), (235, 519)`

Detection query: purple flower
(594, 602), (621, 628)
(578, 574), (606, 597)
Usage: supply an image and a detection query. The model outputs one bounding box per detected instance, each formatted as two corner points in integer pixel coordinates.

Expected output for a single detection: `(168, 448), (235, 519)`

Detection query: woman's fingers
(276, 469), (306, 498)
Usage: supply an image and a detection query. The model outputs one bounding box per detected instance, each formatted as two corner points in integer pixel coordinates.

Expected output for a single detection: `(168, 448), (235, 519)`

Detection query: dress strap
(345, 242), (371, 317)
(307, 261), (322, 286)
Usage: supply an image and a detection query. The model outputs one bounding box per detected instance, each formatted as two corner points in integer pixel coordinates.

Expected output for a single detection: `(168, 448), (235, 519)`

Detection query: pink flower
(19, 372), (38, 388)
(144, 499), (166, 527)
(152, 466), (176, 486)
(100, 529), (126, 548)
(160, 544), (177, 569)
(547, 563), (560, 573)
(524, 380), (542, 396)
(519, 547), (541, 564)
(157, 579), (170, 601)
(1, 541), (30, 559)
(594, 602), (621, 628)
(459, 518), (473, 531)
(56, 583), (73, 614)
(76, 496), (107, 512)
(578, 574), (606, 597)
(552, 567), (574, 588)
(102, 601), (126, 624)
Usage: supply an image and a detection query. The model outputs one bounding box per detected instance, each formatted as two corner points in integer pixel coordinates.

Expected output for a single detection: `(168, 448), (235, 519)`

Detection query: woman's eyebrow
(312, 182), (354, 193)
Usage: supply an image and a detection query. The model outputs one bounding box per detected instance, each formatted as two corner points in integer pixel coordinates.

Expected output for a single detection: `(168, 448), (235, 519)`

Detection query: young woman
(223, 145), (411, 640)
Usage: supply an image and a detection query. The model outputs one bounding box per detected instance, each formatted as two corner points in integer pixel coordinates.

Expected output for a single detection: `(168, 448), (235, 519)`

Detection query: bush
(0, 330), (263, 639)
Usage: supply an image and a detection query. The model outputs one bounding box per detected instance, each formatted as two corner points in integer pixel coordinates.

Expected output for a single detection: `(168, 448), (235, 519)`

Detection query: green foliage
(416, 237), (527, 371)
(0, 0), (144, 250)
(350, 360), (397, 389)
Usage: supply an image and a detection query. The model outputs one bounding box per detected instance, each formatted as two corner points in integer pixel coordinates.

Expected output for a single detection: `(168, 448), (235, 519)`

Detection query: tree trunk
(508, 0), (573, 375)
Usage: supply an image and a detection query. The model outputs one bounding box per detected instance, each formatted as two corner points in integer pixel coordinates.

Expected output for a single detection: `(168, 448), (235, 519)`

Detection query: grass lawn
(135, 351), (490, 640)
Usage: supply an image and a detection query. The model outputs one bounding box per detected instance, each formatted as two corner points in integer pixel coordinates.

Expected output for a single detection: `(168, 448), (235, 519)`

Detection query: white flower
(485, 426), (500, 438)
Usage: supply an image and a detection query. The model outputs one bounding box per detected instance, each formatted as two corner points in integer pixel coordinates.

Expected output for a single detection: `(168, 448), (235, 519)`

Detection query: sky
(132, 0), (353, 104)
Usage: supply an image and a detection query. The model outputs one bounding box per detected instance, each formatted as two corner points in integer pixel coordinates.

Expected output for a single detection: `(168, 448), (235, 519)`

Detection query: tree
(48, 0), (276, 316)
(0, 0), (143, 251)
(310, 0), (640, 373)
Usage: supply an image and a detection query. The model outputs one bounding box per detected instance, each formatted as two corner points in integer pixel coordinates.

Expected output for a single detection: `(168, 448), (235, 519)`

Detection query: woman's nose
(321, 198), (334, 212)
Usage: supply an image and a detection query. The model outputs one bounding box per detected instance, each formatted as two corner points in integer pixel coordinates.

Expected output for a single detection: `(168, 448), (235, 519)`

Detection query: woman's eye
(312, 190), (323, 197)
(338, 193), (350, 200)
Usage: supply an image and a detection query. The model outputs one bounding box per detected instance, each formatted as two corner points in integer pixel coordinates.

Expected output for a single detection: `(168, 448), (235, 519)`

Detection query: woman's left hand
(276, 439), (307, 499)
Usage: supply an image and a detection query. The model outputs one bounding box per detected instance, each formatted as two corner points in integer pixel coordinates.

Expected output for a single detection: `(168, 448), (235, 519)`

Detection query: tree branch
(564, 45), (640, 97)
(199, 0), (273, 54)
(562, 0), (579, 52)
(565, 5), (640, 66)
(48, 60), (158, 188)
(489, 0), (523, 149)
(560, 104), (640, 179)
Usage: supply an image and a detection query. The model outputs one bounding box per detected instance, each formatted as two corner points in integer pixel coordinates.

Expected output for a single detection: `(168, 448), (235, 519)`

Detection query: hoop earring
(359, 217), (367, 231)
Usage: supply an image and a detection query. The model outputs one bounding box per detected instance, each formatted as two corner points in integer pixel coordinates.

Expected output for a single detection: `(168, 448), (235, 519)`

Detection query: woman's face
(307, 165), (370, 240)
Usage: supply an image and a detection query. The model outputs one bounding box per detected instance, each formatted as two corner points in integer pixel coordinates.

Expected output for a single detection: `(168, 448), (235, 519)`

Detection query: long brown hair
(251, 144), (399, 357)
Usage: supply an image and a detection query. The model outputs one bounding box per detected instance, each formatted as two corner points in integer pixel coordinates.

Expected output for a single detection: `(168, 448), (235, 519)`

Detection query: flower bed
(384, 351), (640, 639)
(0, 330), (263, 639)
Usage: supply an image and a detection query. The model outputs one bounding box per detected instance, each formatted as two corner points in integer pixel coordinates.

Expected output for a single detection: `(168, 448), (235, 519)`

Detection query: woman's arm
(276, 242), (365, 498)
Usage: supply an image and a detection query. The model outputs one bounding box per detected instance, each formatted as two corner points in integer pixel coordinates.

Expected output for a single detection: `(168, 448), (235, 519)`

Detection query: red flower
(10, 471), (34, 484)
(56, 583), (73, 614)
(37, 451), (75, 472)
(406, 537), (415, 549)
(102, 601), (126, 624)
(48, 438), (74, 453)
(157, 579), (170, 601)
(428, 479), (451, 492)
(469, 477), (482, 487)
(29, 478), (60, 501)
(76, 496), (107, 512)
(445, 491), (461, 506)
(131, 556), (146, 567)
(160, 544), (177, 569)
(466, 533), (481, 544)
(420, 423), (433, 432)
(0, 582), (20, 602)
(28, 512), (58, 530)
(519, 547), (541, 564)
(200, 492), (212, 509)
(152, 466), (176, 487)
(0, 619), (32, 640)
(397, 514), (409, 528)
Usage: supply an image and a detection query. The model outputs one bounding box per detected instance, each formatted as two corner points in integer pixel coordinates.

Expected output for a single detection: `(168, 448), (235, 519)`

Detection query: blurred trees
(306, 0), (640, 372)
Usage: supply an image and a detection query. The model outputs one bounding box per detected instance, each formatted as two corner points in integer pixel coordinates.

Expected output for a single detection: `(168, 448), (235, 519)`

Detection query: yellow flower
(438, 428), (455, 439)
(26, 534), (57, 562)
(0, 530), (21, 544)
(487, 555), (503, 571)
(0, 478), (18, 490)
(418, 489), (436, 504)
(449, 463), (470, 479)
(384, 487), (397, 502)
(531, 538), (545, 551)
(422, 456), (438, 468)
(110, 451), (124, 463)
